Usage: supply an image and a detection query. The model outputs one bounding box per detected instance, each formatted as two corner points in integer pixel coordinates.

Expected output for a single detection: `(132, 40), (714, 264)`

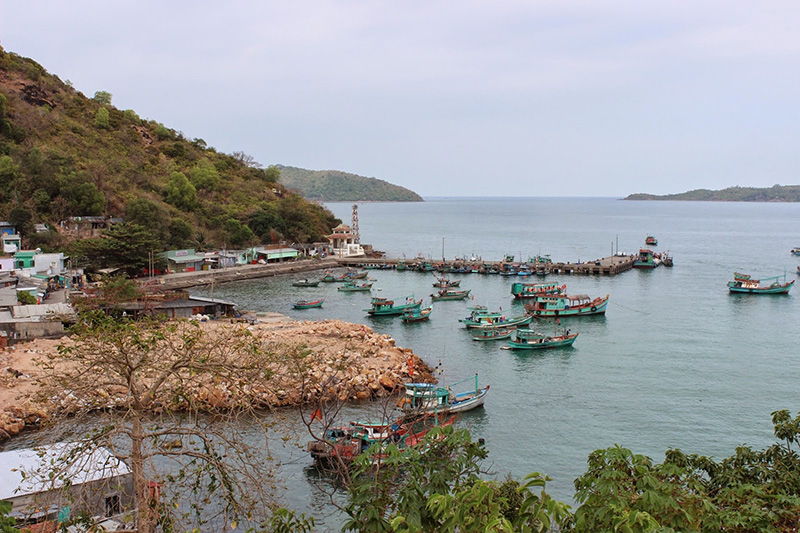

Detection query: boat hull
(461, 315), (532, 329)
(527, 297), (609, 317)
(293, 299), (324, 309)
(728, 281), (794, 294)
(507, 332), (579, 350)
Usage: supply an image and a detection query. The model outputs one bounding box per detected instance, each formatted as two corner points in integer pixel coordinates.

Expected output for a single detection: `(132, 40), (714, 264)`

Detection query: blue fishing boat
(471, 327), (515, 341)
(727, 272), (794, 294)
(510, 282), (564, 299)
(402, 306), (432, 323)
(459, 308), (532, 329)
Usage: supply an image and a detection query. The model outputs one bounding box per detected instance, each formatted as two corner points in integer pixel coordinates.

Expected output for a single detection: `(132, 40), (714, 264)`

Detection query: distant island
(624, 185), (800, 202)
(277, 165), (424, 202)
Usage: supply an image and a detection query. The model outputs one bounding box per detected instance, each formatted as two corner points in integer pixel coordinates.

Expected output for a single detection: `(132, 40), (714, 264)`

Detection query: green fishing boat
(338, 281), (373, 292)
(431, 288), (471, 301)
(459, 308), (532, 329)
(293, 299), (324, 309)
(524, 293), (610, 317)
(728, 272), (794, 294)
(365, 296), (423, 316)
(633, 249), (658, 269)
(510, 281), (564, 299)
(471, 327), (515, 341)
(506, 327), (578, 350)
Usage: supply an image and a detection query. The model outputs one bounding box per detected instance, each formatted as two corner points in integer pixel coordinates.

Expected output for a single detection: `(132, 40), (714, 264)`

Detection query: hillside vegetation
(624, 184), (800, 202)
(277, 165), (423, 202)
(0, 47), (340, 255)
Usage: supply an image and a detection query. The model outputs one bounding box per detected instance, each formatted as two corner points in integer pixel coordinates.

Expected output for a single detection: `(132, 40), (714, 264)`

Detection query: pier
(337, 255), (635, 276)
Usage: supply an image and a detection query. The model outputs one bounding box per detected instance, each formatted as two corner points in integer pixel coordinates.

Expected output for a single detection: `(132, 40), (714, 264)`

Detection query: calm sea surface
(134, 198), (800, 524)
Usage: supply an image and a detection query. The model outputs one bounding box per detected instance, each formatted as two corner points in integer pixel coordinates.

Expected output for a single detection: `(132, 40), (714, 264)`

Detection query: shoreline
(0, 315), (435, 443)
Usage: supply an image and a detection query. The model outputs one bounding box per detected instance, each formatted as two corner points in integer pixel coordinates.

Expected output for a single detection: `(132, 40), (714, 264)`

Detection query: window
(105, 494), (120, 517)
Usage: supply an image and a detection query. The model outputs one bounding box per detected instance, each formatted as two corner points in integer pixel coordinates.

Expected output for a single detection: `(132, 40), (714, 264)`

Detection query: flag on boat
(310, 408), (323, 422)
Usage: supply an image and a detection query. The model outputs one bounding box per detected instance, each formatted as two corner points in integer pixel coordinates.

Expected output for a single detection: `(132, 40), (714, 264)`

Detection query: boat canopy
(568, 294), (590, 301)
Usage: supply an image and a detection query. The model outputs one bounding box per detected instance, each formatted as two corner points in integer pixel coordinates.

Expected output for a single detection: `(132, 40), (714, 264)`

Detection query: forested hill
(624, 185), (800, 202)
(277, 165), (423, 201)
(0, 47), (340, 254)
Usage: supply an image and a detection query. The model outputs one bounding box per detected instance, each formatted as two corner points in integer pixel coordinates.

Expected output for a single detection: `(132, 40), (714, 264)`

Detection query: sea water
(126, 198), (800, 525)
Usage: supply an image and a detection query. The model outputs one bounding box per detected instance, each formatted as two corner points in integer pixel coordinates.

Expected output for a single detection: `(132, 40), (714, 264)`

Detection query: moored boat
(459, 308), (532, 329)
(506, 327), (579, 350)
(402, 306), (432, 323)
(727, 272), (794, 294)
(645, 235), (658, 246)
(433, 277), (461, 288)
(365, 296), (423, 316)
(471, 327), (515, 341)
(319, 271), (339, 282)
(633, 249), (659, 269)
(293, 299), (324, 309)
(292, 279), (320, 287)
(431, 288), (471, 301)
(338, 281), (373, 292)
(510, 281), (564, 299)
(398, 374), (489, 416)
(791, 248), (800, 256)
(524, 293), (610, 317)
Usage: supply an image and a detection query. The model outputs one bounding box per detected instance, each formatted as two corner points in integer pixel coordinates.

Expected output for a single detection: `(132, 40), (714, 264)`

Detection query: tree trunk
(131, 416), (156, 533)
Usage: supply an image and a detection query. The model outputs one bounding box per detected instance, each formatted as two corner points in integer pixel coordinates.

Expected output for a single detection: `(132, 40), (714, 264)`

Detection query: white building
(327, 224), (364, 257)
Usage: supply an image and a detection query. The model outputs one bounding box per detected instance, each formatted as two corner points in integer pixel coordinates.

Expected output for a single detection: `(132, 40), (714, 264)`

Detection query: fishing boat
(633, 249), (659, 269)
(727, 272), (794, 294)
(431, 288), (471, 301)
(524, 293), (610, 317)
(345, 269), (368, 279)
(471, 327), (515, 341)
(306, 413), (454, 465)
(398, 374), (489, 416)
(338, 281), (373, 292)
(293, 299), (324, 309)
(661, 251), (673, 267)
(364, 296), (423, 316)
(510, 281), (564, 299)
(459, 308), (532, 329)
(432, 277), (461, 288)
(645, 235), (658, 246)
(402, 306), (432, 323)
(292, 279), (320, 287)
(319, 271), (339, 282)
(506, 327), (579, 350)
(791, 248), (800, 256)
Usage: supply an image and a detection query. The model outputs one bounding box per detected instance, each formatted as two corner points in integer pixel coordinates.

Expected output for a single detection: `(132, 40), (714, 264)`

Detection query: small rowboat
(292, 279), (320, 287)
(293, 299), (324, 309)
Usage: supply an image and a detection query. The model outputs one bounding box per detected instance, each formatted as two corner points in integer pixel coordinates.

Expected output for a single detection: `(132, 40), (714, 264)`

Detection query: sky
(1, 1), (799, 197)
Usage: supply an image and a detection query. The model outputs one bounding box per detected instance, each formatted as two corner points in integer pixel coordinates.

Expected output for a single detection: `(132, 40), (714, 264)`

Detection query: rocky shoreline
(0, 316), (435, 443)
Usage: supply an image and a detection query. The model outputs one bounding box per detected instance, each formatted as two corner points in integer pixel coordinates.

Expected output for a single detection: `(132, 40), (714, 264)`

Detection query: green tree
(92, 90), (112, 105)
(248, 205), (285, 241)
(223, 218), (255, 247)
(0, 500), (20, 532)
(69, 223), (163, 275)
(188, 158), (221, 191)
(8, 206), (34, 238)
(167, 218), (196, 249)
(63, 179), (105, 215)
(165, 172), (197, 211)
(94, 107), (110, 129)
(124, 197), (169, 245)
(17, 291), (37, 305)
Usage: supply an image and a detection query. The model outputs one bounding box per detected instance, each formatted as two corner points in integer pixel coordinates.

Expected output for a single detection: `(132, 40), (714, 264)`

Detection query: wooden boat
(511, 282), (564, 299)
(319, 272), (339, 282)
(402, 306), (432, 323)
(633, 249), (659, 269)
(471, 327), (515, 341)
(307, 413), (454, 465)
(645, 235), (658, 246)
(345, 269), (368, 279)
(661, 251), (673, 267)
(292, 279), (320, 287)
(459, 308), (532, 329)
(792, 248), (800, 256)
(431, 288), (471, 301)
(364, 296), (423, 316)
(506, 327), (579, 350)
(338, 281), (373, 292)
(524, 293), (610, 317)
(727, 273), (794, 294)
(398, 375), (489, 416)
(432, 277), (461, 288)
(293, 299), (324, 309)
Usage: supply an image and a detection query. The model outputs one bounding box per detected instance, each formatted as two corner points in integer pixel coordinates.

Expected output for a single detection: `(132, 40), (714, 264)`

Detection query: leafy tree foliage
(91, 90), (112, 105)
(8, 206), (34, 238)
(124, 197), (169, 243)
(165, 171), (197, 211)
(188, 157), (221, 191)
(223, 217), (254, 247)
(94, 106), (110, 129)
(17, 291), (37, 305)
(277, 164), (423, 202)
(68, 223), (163, 275)
(60, 173), (105, 215)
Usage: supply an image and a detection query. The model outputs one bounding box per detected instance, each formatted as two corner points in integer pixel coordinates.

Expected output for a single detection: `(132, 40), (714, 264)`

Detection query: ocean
(175, 197), (800, 523)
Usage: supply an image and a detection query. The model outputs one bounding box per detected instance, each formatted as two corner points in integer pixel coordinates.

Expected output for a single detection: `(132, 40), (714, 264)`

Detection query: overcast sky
(2, 1), (799, 197)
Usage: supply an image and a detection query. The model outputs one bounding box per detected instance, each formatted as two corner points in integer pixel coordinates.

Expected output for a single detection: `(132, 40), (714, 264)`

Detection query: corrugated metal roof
(0, 443), (131, 499)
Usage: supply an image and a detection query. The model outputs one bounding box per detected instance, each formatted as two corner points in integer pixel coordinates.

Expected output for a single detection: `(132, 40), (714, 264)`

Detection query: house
(59, 216), (124, 238)
(160, 249), (206, 273)
(14, 249), (40, 270)
(327, 224), (364, 257)
(1, 222), (21, 253)
(0, 257), (15, 272)
(34, 252), (66, 276)
(114, 295), (237, 319)
(0, 302), (76, 340)
(0, 443), (135, 527)
(253, 245), (299, 263)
